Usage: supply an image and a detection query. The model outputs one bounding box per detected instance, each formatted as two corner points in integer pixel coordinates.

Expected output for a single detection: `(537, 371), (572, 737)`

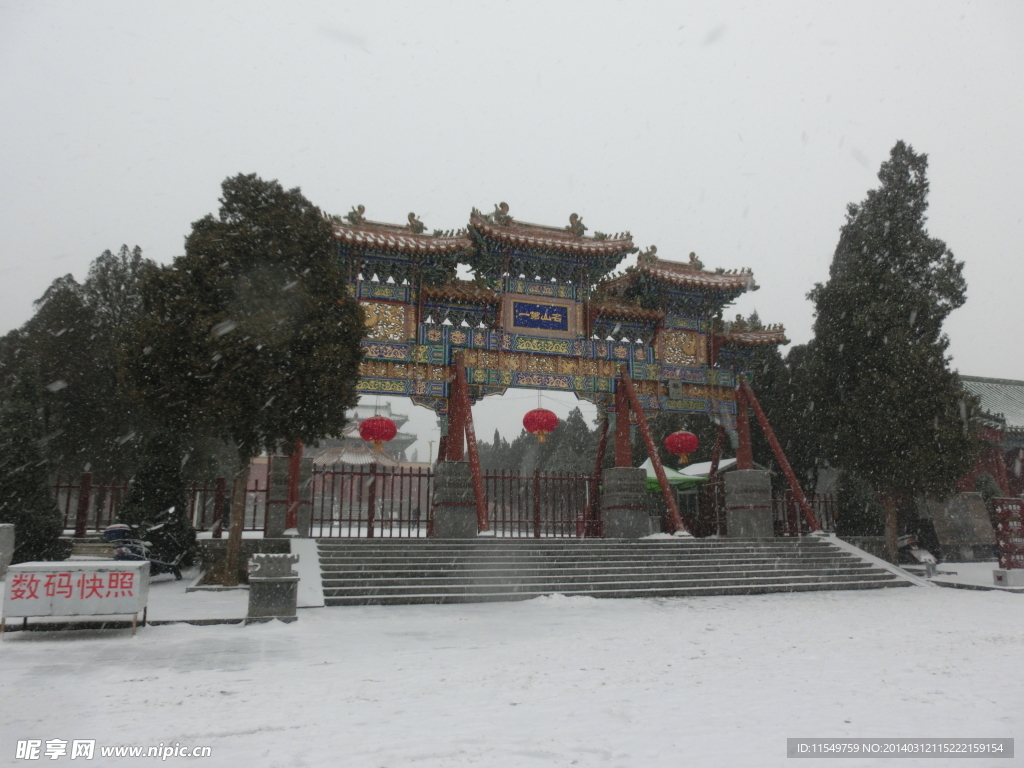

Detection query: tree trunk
(222, 455), (252, 586)
(883, 493), (899, 565)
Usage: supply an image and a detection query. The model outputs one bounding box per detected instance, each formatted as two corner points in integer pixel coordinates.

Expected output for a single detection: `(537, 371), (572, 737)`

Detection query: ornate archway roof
(718, 327), (789, 347)
(466, 204), (635, 285)
(604, 249), (756, 297)
(468, 207), (634, 259)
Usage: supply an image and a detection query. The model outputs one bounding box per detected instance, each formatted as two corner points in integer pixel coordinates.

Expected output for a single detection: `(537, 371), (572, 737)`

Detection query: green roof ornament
(567, 213), (587, 237)
(345, 204), (366, 225)
(407, 212), (426, 233)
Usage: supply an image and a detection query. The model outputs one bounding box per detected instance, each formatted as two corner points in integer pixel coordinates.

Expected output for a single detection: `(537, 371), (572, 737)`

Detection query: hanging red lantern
(359, 415), (397, 452)
(523, 408), (559, 443)
(665, 430), (699, 464)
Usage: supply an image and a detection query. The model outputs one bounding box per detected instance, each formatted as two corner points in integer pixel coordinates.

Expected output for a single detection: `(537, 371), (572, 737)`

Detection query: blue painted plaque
(511, 301), (569, 332)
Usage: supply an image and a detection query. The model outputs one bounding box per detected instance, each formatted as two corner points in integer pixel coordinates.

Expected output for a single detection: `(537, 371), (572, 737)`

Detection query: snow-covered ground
(931, 561), (1020, 590)
(1, 587), (1021, 767)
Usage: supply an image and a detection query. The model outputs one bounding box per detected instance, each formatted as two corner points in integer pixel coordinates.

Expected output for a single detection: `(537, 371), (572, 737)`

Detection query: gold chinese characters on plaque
(362, 302), (405, 342)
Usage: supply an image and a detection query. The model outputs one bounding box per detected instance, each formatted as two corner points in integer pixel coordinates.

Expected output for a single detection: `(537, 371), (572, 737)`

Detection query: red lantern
(359, 415), (397, 452)
(523, 408), (558, 443)
(665, 430), (699, 464)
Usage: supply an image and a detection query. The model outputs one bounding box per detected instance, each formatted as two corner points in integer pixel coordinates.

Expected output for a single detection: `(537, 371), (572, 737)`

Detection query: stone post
(0, 524), (14, 579)
(600, 467), (650, 539)
(725, 470), (773, 538)
(432, 461), (478, 538)
(246, 553), (299, 623)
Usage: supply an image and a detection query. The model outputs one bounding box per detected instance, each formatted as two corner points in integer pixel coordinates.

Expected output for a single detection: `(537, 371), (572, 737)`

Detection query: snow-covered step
(322, 566), (881, 587)
(315, 537), (914, 605)
(323, 578), (910, 606)
(320, 561), (875, 578)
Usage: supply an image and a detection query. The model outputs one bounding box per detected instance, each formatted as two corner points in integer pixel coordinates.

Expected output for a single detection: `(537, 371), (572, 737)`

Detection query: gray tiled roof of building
(962, 376), (1024, 432)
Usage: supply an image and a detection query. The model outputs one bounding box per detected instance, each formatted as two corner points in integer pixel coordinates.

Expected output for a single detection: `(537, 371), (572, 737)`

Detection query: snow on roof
(679, 458), (770, 476)
(962, 376), (1024, 432)
(680, 458), (737, 477)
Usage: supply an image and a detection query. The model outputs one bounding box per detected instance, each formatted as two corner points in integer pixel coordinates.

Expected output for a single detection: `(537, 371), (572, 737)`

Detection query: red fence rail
(483, 469), (595, 538)
(185, 477), (269, 533)
(56, 464), (846, 540)
(309, 463), (433, 538)
(55, 474), (130, 536)
(773, 491), (837, 536)
(56, 472), (269, 535)
(994, 497), (1024, 570)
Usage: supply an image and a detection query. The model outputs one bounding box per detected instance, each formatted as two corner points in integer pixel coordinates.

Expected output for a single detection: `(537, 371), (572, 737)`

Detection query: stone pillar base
(725, 470), (773, 538)
(601, 467), (650, 539)
(432, 461), (478, 538)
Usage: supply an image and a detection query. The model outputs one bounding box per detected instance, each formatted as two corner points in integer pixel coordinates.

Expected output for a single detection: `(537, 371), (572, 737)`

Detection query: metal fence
(667, 479), (837, 537)
(56, 472), (270, 536)
(185, 477), (270, 533)
(56, 464), (844, 540)
(483, 469), (596, 538)
(773, 491), (838, 536)
(309, 464), (434, 538)
(55, 474), (130, 534)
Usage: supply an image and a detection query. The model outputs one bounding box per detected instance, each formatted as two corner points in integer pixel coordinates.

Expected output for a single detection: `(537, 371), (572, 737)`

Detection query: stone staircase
(317, 537), (913, 606)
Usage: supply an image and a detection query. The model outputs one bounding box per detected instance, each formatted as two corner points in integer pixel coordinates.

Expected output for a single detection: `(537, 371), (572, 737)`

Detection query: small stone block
(247, 553), (300, 621)
(993, 569), (1024, 587)
(248, 553), (299, 579)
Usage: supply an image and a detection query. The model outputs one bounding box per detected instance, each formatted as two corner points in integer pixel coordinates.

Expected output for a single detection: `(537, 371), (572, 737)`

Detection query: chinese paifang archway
(336, 203), (786, 435)
(331, 202), (824, 536)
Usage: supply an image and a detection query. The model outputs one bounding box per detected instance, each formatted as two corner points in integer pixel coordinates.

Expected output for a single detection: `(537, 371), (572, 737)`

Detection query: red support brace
(454, 352), (489, 532)
(618, 365), (689, 535)
(709, 426), (725, 479)
(614, 381), (631, 467)
(738, 377), (820, 532)
(446, 368), (466, 462)
(735, 386), (754, 470)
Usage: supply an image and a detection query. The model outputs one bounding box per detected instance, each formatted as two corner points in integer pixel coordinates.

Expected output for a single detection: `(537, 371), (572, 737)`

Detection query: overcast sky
(2, 1), (1021, 459)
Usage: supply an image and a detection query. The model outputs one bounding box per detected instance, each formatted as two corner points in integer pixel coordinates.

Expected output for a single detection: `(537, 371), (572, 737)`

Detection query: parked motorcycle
(104, 507), (187, 580)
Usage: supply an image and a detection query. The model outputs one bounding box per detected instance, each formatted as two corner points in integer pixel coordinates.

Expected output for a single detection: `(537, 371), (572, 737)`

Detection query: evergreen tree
(807, 141), (978, 561)
(117, 431), (197, 565)
(0, 374), (69, 562)
(475, 407), (601, 474)
(543, 407), (597, 473)
(0, 247), (157, 477)
(121, 174), (365, 583)
(745, 342), (825, 492)
(478, 428), (515, 470)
